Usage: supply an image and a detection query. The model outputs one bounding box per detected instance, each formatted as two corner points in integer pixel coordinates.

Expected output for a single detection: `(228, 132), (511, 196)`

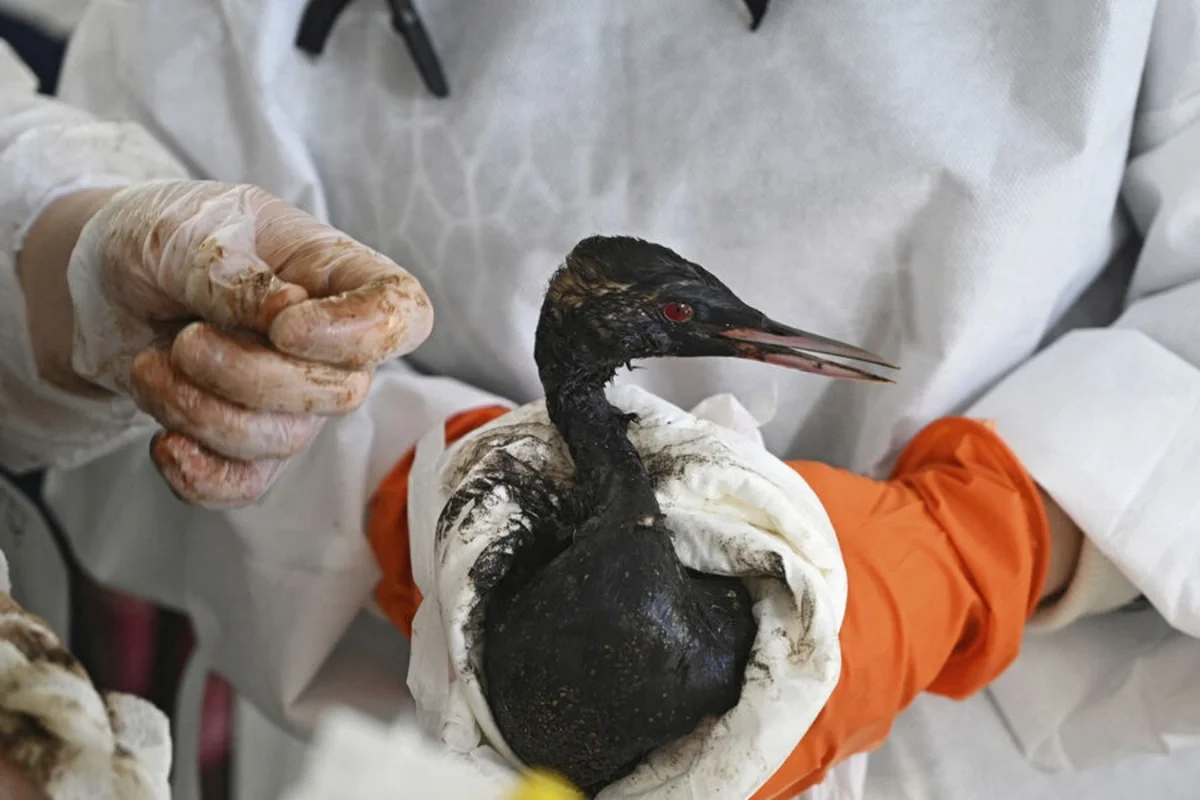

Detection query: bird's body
(485, 387), (757, 794)
(483, 237), (894, 795)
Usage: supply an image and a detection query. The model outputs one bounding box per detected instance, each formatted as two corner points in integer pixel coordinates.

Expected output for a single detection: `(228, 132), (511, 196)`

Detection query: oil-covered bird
(483, 236), (896, 796)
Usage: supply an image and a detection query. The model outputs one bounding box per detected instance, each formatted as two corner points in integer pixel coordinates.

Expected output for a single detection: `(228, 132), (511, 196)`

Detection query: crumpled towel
(405, 384), (848, 799)
(0, 549), (171, 799)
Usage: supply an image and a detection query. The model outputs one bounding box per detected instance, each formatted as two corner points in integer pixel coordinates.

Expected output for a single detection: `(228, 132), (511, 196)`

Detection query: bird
(482, 236), (896, 796)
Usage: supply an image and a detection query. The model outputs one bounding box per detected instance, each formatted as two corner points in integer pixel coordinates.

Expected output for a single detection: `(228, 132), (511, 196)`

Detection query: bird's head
(535, 235), (897, 386)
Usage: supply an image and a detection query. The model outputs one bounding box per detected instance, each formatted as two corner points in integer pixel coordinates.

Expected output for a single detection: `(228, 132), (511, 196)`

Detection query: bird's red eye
(662, 302), (694, 323)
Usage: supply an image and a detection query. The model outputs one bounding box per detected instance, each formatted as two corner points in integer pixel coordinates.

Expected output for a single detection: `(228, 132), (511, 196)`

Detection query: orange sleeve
(750, 417), (1050, 799)
(367, 405), (512, 638)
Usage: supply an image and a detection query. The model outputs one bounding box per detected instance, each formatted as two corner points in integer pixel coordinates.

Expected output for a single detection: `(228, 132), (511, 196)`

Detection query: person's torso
(61, 0), (1154, 472)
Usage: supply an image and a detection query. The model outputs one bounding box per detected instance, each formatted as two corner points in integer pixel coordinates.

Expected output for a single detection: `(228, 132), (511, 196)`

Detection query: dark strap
(744, 0), (770, 31)
(297, 1), (772, 99)
(297, 0), (449, 97)
(296, 0), (355, 55)
(386, 0), (449, 98)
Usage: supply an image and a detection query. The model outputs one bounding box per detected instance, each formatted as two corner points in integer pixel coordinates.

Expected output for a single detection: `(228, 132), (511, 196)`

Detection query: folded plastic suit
(402, 384), (848, 799)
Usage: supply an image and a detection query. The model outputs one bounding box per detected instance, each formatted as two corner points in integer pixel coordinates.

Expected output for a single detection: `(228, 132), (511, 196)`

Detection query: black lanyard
(296, 0), (771, 98)
(298, 0), (448, 96)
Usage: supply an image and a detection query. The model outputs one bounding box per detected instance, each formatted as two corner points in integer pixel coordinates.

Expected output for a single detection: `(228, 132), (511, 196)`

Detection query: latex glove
(67, 180), (433, 507)
(756, 418), (1053, 797)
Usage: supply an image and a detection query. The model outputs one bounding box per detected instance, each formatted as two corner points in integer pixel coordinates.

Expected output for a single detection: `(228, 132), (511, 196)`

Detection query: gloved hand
(754, 417), (1052, 797)
(367, 412), (1058, 798)
(65, 180), (433, 508)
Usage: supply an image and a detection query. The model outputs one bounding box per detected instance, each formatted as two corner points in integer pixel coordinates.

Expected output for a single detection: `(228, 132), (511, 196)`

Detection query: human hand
(57, 181), (432, 507)
(365, 409), (1055, 796)
(754, 417), (1054, 796)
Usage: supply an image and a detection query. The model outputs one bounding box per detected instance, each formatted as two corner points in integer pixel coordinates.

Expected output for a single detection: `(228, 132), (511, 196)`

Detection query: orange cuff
(751, 417), (1049, 798)
(367, 405), (511, 637)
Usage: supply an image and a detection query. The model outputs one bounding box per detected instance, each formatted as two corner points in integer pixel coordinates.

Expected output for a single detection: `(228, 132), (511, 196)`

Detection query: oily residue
(313, 274), (432, 369)
(634, 426), (734, 487)
(436, 422), (578, 690)
(790, 587), (817, 666)
(0, 618), (82, 677)
(729, 547), (786, 580)
(434, 401), (829, 796)
(443, 420), (573, 490)
(0, 713), (63, 791)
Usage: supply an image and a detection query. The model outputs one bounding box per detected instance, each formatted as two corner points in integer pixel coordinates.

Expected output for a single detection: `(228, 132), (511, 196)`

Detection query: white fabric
(0, 0), (1192, 796)
(989, 608), (1200, 771)
(280, 709), (519, 800)
(407, 386), (845, 799)
(231, 697), (309, 800)
(866, 686), (1200, 800)
(284, 707), (872, 800)
(0, 549), (172, 799)
(1028, 538), (1142, 631)
(803, 755), (868, 800)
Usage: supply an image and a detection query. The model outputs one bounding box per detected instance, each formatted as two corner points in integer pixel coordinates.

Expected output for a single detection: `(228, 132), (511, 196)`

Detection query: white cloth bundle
(406, 385), (848, 798)
(280, 709), (517, 800)
(0, 550), (171, 799)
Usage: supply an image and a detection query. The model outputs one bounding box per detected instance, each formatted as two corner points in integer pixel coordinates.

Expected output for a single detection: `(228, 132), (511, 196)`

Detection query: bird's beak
(720, 319), (897, 383)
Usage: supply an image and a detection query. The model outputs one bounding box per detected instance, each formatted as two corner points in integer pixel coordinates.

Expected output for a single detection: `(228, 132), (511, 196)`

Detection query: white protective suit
(0, 0), (1199, 797)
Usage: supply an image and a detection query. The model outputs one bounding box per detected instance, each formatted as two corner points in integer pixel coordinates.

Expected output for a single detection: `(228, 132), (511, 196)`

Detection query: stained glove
(66, 180), (434, 507)
(367, 414), (1050, 797)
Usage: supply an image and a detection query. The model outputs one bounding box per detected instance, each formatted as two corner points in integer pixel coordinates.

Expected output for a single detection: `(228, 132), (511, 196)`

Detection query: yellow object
(507, 770), (584, 800)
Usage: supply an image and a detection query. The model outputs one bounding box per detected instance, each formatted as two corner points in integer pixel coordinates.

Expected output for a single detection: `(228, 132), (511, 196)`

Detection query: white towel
(406, 385), (848, 799)
(0, 549), (171, 800)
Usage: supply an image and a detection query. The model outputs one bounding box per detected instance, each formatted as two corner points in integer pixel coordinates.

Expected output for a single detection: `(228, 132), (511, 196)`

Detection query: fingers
(150, 432), (286, 510)
(129, 345), (322, 460)
(182, 235), (310, 331)
(174, 193), (311, 330)
(170, 322), (371, 415)
(268, 274), (434, 369)
(102, 182), (433, 372)
(110, 182), (311, 331)
(134, 315), (364, 509)
(135, 184), (432, 367)
(254, 201), (434, 367)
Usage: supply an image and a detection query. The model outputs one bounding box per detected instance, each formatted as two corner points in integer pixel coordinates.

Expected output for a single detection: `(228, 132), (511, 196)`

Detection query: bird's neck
(538, 360), (659, 520)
